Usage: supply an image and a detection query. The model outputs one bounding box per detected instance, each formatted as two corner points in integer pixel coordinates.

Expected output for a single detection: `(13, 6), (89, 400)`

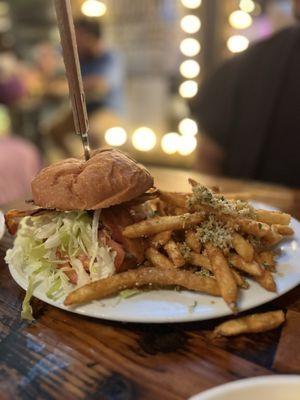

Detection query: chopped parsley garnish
(179, 242), (192, 261)
(248, 235), (261, 249)
(188, 184), (254, 218)
(195, 268), (213, 277)
(196, 215), (233, 252)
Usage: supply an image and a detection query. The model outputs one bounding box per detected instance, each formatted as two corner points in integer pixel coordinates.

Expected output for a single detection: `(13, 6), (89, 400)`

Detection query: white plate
(189, 375), (300, 400)
(0, 211), (4, 241)
(8, 202), (300, 323)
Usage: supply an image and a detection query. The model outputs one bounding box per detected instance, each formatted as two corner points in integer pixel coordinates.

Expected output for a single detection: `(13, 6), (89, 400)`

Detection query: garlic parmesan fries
(65, 180), (294, 312)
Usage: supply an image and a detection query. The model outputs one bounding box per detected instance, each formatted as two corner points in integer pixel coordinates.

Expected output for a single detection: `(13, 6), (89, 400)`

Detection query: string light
(175, 1), (202, 157)
(161, 132), (180, 154)
(179, 80), (198, 98)
(178, 118), (198, 136)
(239, 0), (255, 13)
(177, 135), (197, 156)
(81, 0), (107, 17)
(179, 59), (200, 79)
(227, 35), (249, 53)
(229, 10), (253, 29)
(132, 127), (156, 152)
(181, 0), (202, 9)
(180, 38), (201, 57)
(104, 127), (127, 147)
(180, 15), (201, 34)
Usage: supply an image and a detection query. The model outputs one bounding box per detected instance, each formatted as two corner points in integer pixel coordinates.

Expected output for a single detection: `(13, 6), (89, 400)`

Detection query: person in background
(0, 53), (41, 205)
(47, 18), (124, 156)
(0, 53), (26, 106)
(192, 0), (300, 188)
(75, 18), (124, 115)
(0, 137), (41, 205)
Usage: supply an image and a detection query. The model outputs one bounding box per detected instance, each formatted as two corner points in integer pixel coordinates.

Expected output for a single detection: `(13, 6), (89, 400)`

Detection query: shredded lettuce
(21, 276), (36, 321)
(5, 211), (116, 320)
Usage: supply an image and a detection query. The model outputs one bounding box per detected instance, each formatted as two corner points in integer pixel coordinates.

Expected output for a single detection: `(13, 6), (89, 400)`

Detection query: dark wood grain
(273, 309), (300, 373)
(1, 169), (300, 400)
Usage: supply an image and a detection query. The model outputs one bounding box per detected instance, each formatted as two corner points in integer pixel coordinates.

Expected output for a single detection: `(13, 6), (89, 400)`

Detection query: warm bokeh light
(104, 127), (127, 147)
(180, 15), (201, 34)
(179, 80), (198, 98)
(81, 0), (107, 17)
(132, 127), (156, 152)
(229, 10), (253, 29)
(180, 38), (201, 57)
(239, 0), (255, 13)
(178, 118), (198, 136)
(161, 132), (180, 155)
(179, 59), (200, 79)
(227, 35), (249, 53)
(178, 135), (197, 156)
(181, 0), (202, 9)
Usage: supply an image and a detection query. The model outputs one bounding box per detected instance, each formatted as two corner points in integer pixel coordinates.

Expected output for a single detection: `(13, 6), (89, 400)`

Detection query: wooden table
(1, 168), (300, 400)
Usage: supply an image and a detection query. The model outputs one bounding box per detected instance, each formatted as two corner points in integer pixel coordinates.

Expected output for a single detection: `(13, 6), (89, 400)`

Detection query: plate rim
(0, 210), (4, 240)
(189, 375), (300, 400)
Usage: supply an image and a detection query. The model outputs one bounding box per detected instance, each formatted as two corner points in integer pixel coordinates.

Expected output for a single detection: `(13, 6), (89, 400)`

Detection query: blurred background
(0, 0), (298, 204)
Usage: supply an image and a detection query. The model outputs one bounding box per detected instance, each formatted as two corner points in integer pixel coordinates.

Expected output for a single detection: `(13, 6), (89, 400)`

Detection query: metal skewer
(54, 0), (91, 160)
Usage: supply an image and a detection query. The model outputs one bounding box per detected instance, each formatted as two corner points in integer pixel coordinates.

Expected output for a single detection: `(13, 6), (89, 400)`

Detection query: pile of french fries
(65, 179), (294, 317)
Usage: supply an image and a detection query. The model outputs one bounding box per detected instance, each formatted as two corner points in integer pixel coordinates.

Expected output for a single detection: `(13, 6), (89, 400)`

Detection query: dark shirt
(192, 27), (300, 187)
(80, 50), (124, 114)
(257, 37), (300, 186)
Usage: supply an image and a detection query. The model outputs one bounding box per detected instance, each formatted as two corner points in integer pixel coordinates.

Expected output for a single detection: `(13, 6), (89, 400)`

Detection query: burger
(5, 148), (155, 319)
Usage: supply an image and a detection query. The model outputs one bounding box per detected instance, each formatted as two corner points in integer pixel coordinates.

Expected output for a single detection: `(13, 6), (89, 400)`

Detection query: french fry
(64, 267), (221, 305)
(272, 224), (294, 236)
(213, 310), (285, 337)
(229, 253), (263, 277)
(237, 218), (271, 238)
(255, 210), (291, 225)
(148, 230), (172, 248)
(188, 252), (212, 270)
(232, 233), (254, 262)
(214, 213), (272, 239)
(206, 243), (238, 311)
(253, 255), (277, 292)
(164, 240), (185, 267)
(258, 251), (276, 272)
(122, 212), (205, 238)
(255, 270), (276, 292)
(159, 191), (189, 209)
(264, 230), (283, 246)
(231, 268), (249, 289)
(185, 230), (202, 253)
(145, 247), (175, 269)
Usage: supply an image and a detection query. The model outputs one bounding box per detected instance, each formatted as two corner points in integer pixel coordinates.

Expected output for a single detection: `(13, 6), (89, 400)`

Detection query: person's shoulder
(220, 26), (299, 70)
(250, 26), (300, 53)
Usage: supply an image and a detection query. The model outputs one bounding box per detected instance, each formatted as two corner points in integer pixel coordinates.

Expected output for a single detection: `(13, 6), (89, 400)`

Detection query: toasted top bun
(31, 148), (154, 210)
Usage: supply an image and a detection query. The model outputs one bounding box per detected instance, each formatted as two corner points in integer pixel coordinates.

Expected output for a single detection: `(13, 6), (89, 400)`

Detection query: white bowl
(189, 375), (300, 400)
(0, 211), (4, 241)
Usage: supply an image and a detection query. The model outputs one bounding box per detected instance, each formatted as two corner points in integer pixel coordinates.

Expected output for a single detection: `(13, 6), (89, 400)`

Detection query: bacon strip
(5, 208), (52, 235)
(102, 206), (145, 264)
